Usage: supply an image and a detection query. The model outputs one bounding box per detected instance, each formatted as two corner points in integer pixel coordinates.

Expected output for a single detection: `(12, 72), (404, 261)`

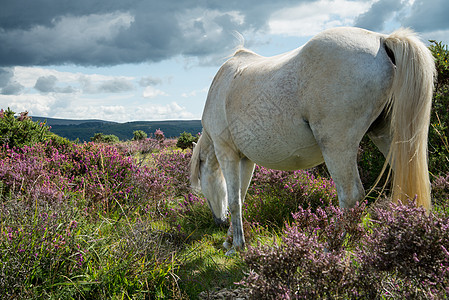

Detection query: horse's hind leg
(317, 137), (365, 208)
(367, 112), (392, 159)
(240, 157), (255, 202)
(325, 147), (364, 208)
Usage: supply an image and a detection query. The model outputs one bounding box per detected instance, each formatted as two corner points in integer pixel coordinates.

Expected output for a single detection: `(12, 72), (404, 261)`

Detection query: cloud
(98, 78), (134, 93)
(143, 86), (168, 99)
(354, 0), (403, 31)
(0, 68), (14, 87)
(181, 87), (208, 98)
(134, 102), (195, 120)
(0, 11), (134, 66)
(268, 0), (372, 37)
(403, 0), (449, 32)
(139, 76), (162, 87)
(34, 75), (58, 93)
(0, 67), (24, 95)
(2, 82), (24, 95)
(34, 74), (78, 94)
(0, 0), (317, 67)
(2, 0), (449, 67)
(77, 74), (135, 94)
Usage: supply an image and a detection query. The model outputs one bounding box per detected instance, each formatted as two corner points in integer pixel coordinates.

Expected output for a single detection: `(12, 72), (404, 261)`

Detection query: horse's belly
(254, 143), (324, 171)
(231, 122), (324, 171)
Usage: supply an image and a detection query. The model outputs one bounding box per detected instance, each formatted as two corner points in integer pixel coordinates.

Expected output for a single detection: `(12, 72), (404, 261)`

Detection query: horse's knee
(228, 200), (241, 215)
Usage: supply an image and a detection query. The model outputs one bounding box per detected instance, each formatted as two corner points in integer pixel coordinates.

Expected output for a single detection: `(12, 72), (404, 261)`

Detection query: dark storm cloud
(354, 0), (402, 31)
(1, 0), (447, 67)
(0, 0), (306, 67)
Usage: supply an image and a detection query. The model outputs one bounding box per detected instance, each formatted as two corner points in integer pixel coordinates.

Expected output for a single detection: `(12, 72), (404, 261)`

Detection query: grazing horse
(190, 27), (436, 253)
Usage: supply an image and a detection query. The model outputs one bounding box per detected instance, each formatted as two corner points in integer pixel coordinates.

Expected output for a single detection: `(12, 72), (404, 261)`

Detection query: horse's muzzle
(213, 215), (229, 227)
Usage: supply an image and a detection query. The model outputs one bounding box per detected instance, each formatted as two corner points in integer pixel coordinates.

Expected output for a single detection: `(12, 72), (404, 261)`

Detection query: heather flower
(154, 128), (165, 142)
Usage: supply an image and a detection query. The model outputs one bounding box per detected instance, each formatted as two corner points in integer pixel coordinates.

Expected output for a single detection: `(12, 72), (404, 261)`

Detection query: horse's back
(202, 27), (394, 170)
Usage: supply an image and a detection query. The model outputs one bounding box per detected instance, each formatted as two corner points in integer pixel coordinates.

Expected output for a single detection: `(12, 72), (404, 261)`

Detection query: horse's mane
(227, 31), (259, 59)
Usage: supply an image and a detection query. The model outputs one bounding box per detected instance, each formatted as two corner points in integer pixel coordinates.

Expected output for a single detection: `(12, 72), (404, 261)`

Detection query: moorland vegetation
(0, 41), (449, 299)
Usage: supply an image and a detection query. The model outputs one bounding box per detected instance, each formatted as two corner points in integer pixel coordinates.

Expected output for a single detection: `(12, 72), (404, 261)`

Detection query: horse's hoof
(225, 248), (236, 256)
(223, 240), (232, 250)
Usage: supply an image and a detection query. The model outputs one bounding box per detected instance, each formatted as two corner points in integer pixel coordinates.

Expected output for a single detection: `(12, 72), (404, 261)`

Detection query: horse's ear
(192, 142), (197, 148)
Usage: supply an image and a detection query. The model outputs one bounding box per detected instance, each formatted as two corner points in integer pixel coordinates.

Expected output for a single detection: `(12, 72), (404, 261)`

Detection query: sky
(1, 0), (448, 123)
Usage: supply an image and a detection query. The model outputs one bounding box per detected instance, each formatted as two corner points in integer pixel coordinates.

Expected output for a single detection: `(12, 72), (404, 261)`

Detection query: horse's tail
(190, 133), (206, 191)
(384, 28), (436, 211)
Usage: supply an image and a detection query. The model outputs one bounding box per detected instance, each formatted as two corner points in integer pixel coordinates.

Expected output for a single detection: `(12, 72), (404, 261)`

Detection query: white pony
(190, 27), (435, 253)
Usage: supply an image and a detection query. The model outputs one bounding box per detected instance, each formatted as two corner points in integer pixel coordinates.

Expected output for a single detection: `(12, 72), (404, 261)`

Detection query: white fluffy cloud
(143, 86), (168, 99)
(269, 0), (373, 37)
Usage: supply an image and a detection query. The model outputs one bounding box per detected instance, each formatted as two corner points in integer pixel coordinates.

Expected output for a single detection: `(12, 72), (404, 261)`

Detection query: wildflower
(17, 111), (29, 121)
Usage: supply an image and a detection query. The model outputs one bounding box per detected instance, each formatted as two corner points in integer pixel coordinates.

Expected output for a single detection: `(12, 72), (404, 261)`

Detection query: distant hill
(31, 116), (202, 142)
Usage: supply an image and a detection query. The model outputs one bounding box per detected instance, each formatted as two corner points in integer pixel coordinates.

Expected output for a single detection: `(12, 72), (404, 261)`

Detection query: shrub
(240, 202), (449, 299)
(241, 203), (366, 299)
(132, 130), (147, 141)
(244, 166), (337, 227)
(0, 142), (171, 211)
(428, 41), (449, 176)
(176, 132), (198, 150)
(90, 132), (120, 143)
(152, 149), (192, 196)
(357, 136), (386, 190)
(154, 128), (165, 142)
(358, 201), (449, 297)
(0, 108), (52, 148)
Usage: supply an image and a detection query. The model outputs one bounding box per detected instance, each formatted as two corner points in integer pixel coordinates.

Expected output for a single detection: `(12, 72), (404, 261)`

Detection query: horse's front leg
(223, 224), (233, 251)
(216, 153), (245, 253)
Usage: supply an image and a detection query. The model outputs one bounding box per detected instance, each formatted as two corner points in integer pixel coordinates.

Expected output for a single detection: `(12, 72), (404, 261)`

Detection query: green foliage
(0, 108), (52, 148)
(428, 41), (449, 175)
(90, 132), (120, 143)
(132, 129), (147, 141)
(176, 131), (199, 150)
(357, 136), (386, 191)
(244, 166), (337, 228)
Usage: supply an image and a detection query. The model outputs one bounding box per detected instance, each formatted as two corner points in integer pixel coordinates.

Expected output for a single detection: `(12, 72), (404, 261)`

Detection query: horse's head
(199, 158), (229, 226)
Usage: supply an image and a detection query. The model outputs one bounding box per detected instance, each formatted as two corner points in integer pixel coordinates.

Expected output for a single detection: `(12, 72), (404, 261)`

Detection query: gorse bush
(176, 131), (198, 150)
(428, 41), (449, 177)
(90, 132), (120, 143)
(0, 108), (53, 148)
(132, 129), (147, 141)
